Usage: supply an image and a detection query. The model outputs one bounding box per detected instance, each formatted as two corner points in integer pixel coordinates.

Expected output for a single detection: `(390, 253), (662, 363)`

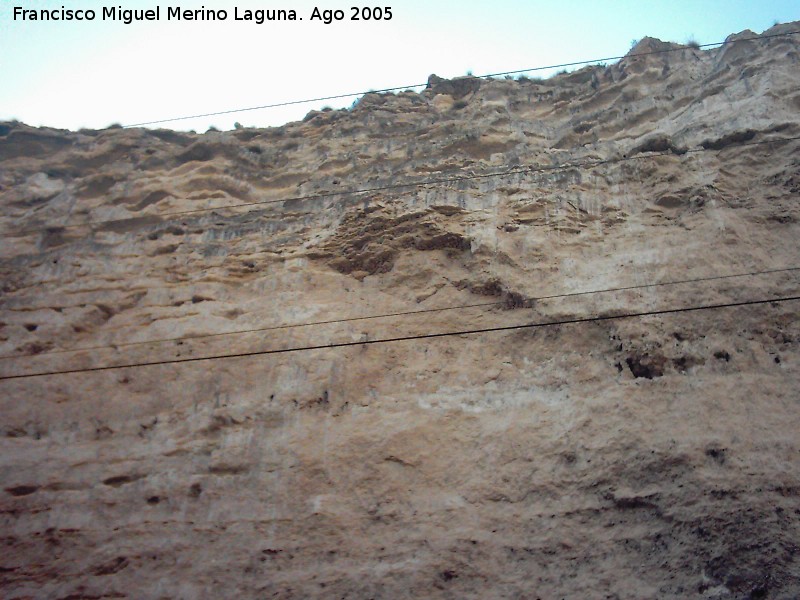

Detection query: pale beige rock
(1, 22), (799, 600)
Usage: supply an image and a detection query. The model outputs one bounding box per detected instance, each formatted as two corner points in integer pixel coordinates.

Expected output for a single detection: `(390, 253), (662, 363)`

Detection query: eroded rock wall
(1, 23), (799, 599)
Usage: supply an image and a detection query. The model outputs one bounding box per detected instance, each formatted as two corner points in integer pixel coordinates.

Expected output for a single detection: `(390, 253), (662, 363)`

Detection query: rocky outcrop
(1, 22), (799, 600)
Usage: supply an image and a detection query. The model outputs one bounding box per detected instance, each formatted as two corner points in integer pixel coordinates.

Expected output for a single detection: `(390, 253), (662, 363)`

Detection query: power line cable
(1, 294), (796, 381)
(1, 265), (798, 362)
(9, 134), (800, 239)
(122, 30), (800, 128)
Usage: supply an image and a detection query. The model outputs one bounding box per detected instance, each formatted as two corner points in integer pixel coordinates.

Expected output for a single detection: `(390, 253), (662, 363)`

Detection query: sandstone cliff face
(1, 23), (799, 600)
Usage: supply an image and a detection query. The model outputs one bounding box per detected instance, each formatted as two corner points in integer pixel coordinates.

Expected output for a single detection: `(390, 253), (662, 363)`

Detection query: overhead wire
(1, 33), (797, 377)
(1, 294), (797, 381)
(4, 30), (797, 243)
(121, 30), (800, 128)
(1, 265), (798, 362)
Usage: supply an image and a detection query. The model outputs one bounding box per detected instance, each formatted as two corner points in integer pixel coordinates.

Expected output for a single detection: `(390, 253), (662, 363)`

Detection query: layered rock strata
(1, 22), (799, 600)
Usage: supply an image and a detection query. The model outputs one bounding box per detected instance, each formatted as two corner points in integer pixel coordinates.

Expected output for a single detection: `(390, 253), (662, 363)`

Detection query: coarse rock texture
(1, 22), (800, 600)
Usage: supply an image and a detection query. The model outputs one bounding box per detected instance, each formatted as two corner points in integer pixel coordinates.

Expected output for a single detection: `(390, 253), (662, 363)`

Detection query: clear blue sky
(1, 0), (798, 131)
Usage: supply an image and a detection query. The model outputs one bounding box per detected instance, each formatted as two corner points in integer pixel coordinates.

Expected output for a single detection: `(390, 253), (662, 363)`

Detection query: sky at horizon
(1, 1), (798, 132)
